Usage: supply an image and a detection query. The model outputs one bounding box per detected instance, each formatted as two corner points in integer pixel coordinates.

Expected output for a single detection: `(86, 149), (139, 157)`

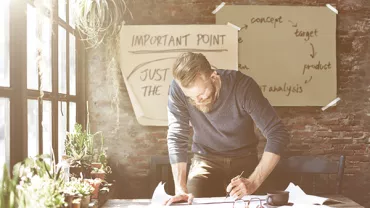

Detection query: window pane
(27, 4), (52, 91)
(42, 101), (52, 155)
(69, 0), (75, 28)
(0, 0), (10, 87)
(58, 101), (67, 161)
(58, 26), (66, 94)
(69, 34), (76, 95)
(28, 99), (39, 157)
(0, 98), (10, 178)
(59, 0), (66, 22)
(69, 102), (76, 133)
(41, 16), (52, 92)
(27, 5), (38, 90)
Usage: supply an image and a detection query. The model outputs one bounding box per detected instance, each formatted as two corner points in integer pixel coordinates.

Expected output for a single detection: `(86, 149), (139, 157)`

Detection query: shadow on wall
(110, 158), (151, 199)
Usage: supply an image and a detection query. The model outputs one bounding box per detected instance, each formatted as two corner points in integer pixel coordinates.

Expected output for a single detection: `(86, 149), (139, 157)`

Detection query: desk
(102, 195), (363, 207)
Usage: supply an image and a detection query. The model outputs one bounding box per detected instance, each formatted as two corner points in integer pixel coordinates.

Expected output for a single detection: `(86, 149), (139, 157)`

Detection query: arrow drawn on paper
(309, 43), (317, 58)
(288, 20), (298, 27)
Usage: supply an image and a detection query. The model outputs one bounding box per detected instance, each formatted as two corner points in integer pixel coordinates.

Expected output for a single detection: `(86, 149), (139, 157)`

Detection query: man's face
(179, 74), (217, 113)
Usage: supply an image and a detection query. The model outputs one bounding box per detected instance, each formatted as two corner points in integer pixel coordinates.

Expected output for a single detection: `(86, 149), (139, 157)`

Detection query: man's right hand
(164, 193), (194, 206)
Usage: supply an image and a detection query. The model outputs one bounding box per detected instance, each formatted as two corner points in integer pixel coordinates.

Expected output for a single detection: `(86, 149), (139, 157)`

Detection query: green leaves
(65, 123), (95, 168)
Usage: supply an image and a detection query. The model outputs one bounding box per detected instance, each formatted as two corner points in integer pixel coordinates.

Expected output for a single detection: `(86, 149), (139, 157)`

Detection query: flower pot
(91, 162), (102, 169)
(83, 166), (92, 179)
(72, 202), (81, 208)
(85, 179), (102, 199)
(72, 197), (81, 208)
(80, 195), (90, 208)
(64, 194), (75, 208)
(91, 172), (105, 180)
(70, 166), (83, 178)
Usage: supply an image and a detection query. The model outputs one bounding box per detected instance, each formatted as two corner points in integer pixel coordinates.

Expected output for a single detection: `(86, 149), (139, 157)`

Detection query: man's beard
(188, 98), (213, 113)
(188, 82), (217, 113)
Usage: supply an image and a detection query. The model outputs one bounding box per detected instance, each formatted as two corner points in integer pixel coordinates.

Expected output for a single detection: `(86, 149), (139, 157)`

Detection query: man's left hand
(226, 177), (260, 199)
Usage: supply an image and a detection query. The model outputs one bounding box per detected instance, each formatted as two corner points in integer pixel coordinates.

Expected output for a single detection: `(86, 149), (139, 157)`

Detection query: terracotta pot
(85, 179), (101, 199)
(91, 163), (102, 169)
(64, 194), (75, 208)
(70, 166), (83, 178)
(91, 172), (105, 180)
(82, 166), (92, 179)
(72, 202), (81, 208)
(80, 195), (90, 208)
(72, 197), (81, 208)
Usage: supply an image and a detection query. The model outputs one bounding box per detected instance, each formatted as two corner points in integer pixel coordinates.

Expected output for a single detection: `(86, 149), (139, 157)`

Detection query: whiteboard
(216, 5), (337, 106)
(119, 25), (238, 126)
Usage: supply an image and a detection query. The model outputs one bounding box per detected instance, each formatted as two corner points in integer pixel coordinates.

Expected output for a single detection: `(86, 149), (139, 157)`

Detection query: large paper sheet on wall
(216, 5), (337, 106)
(119, 25), (238, 126)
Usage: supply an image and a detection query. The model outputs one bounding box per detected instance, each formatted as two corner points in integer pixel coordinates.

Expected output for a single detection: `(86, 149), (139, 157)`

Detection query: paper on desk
(285, 183), (342, 205)
(150, 182), (267, 207)
(150, 182), (172, 205)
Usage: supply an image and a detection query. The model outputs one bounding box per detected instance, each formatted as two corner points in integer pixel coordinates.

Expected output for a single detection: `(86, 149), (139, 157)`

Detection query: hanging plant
(73, 0), (133, 49)
(72, 0), (133, 133)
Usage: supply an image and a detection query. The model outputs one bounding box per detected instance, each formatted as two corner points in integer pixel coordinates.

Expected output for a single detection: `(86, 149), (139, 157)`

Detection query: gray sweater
(167, 69), (290, 164)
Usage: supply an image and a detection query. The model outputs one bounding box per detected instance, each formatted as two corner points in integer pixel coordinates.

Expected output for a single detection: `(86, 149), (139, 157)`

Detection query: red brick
(309, 149), (326, 155)
(291, 131), (314, 138)
(344, 132), (365, 138)
(344, 167), (362, 174)
(330, 138), (354, 144)
(315, 131), (339, 137)
(344, 144), (366, 150)
(331, 150), (355, 156)
(347, 155), (370, 162)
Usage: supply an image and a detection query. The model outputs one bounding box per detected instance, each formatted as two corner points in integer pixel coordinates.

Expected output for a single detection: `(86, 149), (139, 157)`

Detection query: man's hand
(226, 177), (260, 199)
(164, 193), (194, 206)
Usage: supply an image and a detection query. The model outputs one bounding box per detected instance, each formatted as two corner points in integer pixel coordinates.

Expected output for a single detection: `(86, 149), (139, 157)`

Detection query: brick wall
(86, 0), (370, 206)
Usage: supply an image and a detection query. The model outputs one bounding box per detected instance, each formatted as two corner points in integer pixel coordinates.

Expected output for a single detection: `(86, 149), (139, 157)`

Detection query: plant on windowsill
(0, 164), (24, 208)
(76, 178), (94, 208)
(84, 178), (103, 199)
(7, 154), (67, 208)
(64, 177), (94, 208)
(65, 123), (98, 178)
(91, 133), (112, 180)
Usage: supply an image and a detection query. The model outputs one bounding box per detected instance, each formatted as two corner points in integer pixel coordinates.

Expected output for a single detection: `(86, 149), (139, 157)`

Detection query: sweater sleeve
(166, 80), (191, 164)
(238, 73), (290, 155)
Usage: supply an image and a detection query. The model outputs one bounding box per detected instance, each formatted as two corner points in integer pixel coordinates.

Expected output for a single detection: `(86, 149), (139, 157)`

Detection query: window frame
(0, 0), (86, 171)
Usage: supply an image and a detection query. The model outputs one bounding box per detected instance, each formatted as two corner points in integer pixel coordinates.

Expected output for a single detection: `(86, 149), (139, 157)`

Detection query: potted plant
(90, 167), (106, 180)
(91, 134), (112, 180)
(11, 154), (67, 208)
(75, 178), (94, 208)
(64, 177), (89, 208)
(65, 123), (97, 178)
(0, 164), (25, 208)
(84, 178), (103, 199)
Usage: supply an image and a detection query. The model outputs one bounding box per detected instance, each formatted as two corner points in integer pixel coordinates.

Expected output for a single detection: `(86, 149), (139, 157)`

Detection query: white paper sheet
(285, 182), (342, 205)
(150, 182), (267, 207)
(150, 182), (172, 205)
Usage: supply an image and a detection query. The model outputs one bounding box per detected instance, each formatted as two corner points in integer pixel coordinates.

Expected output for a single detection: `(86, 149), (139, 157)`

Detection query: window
(0, 0), (9, 88)
(0, 0), (85, 171)
(0, 0), (10, 176)
(0, 98), (10, 177)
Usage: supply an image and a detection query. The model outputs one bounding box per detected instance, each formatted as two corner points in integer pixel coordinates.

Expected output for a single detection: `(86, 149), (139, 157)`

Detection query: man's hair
(172, 52), (213, 87)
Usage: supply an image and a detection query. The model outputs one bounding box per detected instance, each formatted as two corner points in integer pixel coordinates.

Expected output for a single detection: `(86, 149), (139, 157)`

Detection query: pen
(225, 170), (244, 199)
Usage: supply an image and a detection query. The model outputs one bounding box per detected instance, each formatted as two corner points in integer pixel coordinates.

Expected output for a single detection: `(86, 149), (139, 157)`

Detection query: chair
(148, 155), (191, 197)
(272, 155), (345, 195)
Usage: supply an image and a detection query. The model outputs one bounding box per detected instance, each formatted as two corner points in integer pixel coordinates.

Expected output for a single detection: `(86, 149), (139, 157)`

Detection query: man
(165, 52), (290, 206)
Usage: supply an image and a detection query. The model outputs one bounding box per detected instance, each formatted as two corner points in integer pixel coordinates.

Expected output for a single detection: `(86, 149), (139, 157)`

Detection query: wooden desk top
(101, 195), (363, 207)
